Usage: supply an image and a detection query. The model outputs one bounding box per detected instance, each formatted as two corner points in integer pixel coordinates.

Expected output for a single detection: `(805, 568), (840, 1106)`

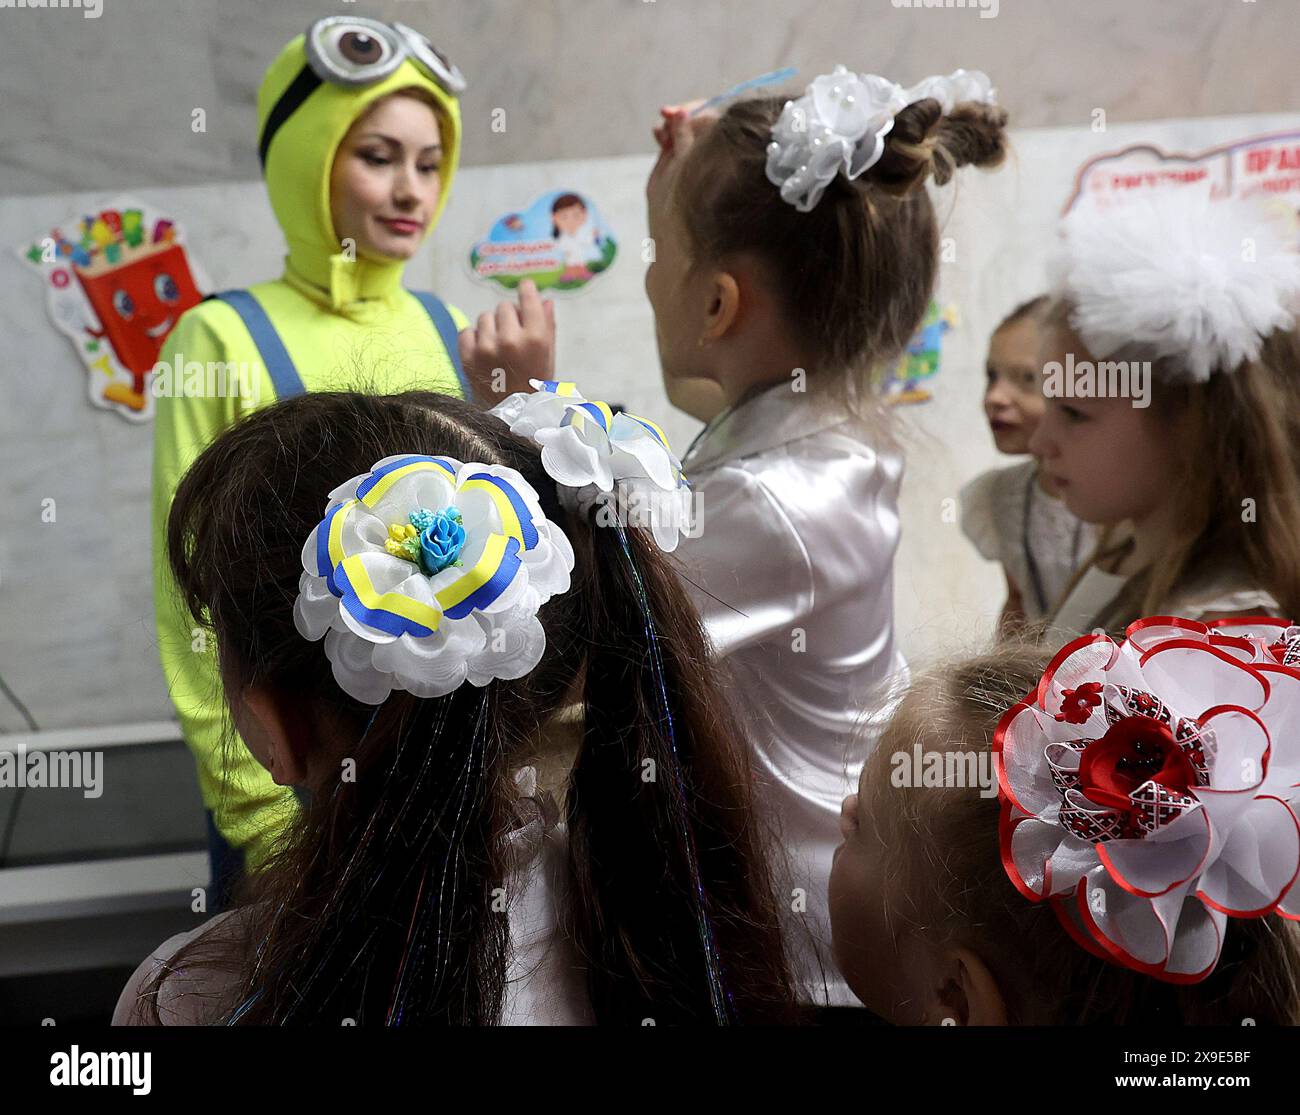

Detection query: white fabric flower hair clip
(489, 380), (693, 553)
(1053, 189), (1300, 383)
(294, 455), (574, 704)
(996, 616), (1300, 983)
(765, 65), (997, 212)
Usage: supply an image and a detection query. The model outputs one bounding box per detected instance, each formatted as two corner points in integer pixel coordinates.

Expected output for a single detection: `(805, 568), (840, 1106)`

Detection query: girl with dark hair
(117, 389), (794, 1025)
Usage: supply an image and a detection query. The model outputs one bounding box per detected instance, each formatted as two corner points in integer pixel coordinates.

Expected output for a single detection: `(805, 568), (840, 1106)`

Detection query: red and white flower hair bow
(995, 616), (1300, 983)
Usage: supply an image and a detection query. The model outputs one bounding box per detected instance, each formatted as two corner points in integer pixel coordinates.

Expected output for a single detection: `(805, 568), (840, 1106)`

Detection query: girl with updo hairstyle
(642, 70), (1010, 1008)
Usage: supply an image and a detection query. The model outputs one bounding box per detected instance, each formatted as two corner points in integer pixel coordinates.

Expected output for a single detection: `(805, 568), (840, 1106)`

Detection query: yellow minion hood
(256, 23), (462, 310)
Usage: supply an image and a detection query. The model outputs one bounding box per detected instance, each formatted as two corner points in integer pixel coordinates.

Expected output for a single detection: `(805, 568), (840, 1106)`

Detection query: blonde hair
(1043, 305), (1300, 633)
(860, 640), (1300, 1024)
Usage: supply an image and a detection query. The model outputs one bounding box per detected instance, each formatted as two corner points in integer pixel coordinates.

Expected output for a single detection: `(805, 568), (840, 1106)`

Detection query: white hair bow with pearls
(765, 65), (996, 212)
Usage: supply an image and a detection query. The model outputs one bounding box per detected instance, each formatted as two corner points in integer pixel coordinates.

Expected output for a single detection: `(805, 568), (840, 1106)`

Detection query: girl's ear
(240, 685), (314, 788)
(702, 270), (741, 344)
(930, 946), (1008, 1026)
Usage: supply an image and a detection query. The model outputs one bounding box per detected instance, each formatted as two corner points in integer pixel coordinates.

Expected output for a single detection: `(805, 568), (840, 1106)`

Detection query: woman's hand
(459, 279), (556, 403)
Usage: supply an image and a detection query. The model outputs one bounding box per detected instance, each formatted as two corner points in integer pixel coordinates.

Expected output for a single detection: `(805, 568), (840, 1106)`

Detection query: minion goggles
(258, 16), (467, 166)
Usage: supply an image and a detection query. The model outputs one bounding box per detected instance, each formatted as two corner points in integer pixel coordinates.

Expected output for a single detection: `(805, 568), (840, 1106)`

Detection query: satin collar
(683, 379), (862, 472)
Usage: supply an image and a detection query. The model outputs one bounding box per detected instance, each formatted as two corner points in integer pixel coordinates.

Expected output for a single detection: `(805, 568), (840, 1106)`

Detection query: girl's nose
(839, 792), (859, 840)
(392, 166), (417, 208)
(985, 376), (1013, 409)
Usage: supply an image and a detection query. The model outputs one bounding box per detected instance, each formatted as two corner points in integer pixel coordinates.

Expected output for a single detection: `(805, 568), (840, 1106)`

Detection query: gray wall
(2, 0), (1297, 735)
(4, 0), (1299, 195)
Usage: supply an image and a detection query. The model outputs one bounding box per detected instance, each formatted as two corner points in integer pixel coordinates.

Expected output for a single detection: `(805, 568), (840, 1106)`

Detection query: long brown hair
(862, 642), (1300, 1024)
(1044, 309), (1300, 632)
(672, 94), (1009, 402)
(150, 390), (795, 1025)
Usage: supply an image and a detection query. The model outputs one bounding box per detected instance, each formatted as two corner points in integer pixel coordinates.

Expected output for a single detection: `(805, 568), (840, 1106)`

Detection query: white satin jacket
(674, 381), (908, 1006)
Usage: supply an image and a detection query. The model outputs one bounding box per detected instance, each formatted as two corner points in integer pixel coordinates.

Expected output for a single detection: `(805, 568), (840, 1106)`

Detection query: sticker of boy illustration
(550, 193), (604, 284)
(20, 203), (204, 421)
(469, 189), (616, 293)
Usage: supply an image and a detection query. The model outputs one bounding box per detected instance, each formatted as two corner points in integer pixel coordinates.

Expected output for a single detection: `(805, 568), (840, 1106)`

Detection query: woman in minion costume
(152, 16), (473, 904)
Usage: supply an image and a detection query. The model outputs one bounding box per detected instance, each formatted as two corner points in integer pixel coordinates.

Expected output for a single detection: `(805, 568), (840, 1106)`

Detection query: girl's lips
(379, 218), (423, 235)
(989, 419), (1017, 433)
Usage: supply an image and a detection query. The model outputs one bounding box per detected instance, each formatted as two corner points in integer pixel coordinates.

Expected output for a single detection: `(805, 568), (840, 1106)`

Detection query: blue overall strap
(208, 289), (305, 399)
(410, 291), (470, 398)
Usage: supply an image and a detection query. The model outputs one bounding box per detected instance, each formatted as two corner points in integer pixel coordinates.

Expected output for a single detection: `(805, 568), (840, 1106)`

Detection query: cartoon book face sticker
(469, 189), (616, 294)
(18, 200), (206, 422)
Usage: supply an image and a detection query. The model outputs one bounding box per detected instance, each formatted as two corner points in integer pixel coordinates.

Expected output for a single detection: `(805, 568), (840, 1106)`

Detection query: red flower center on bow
(1057, 681), (1103, 724)
(1269, 636), (1300, 666)
(1076, 715), (1198, 811)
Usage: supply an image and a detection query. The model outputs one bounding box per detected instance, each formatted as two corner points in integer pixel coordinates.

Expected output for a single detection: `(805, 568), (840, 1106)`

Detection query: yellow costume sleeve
(151, 307), (296, 871)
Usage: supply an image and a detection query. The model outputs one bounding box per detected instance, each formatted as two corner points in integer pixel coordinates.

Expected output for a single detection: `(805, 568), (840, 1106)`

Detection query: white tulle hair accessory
(489, 380), (693, 553)
(764, 65), (997, 213)
(1052, 189), (1300, 383)
(996, 616), (1300, 983)
(294, 455), (574, 704)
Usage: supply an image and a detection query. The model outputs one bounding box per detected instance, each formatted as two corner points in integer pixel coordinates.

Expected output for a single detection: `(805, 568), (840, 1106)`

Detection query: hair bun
(937, 101), (1010, 176)
(866, 98), (1008, 196)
